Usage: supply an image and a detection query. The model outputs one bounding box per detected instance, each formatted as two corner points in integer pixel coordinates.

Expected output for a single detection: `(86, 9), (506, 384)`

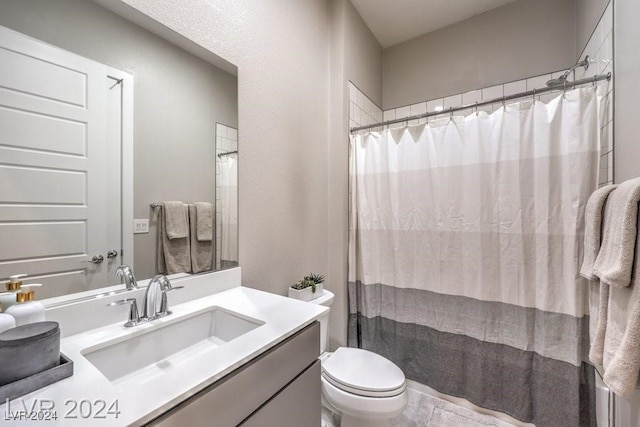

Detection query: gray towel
(194, 202), (213, 241)
(602, 248), (640, 396)
(593, 178), (640, 288)
(157, 204), (191, 275)
(163, 201), (189, 240)
(581, 185), (617, 366)
(588, 281), (609, 365)
(189, 204), (213, 273)
(580, 184), (617, 280)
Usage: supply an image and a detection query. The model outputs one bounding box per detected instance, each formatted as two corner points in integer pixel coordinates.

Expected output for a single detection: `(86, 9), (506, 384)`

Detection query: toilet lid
(322, 347), (406, 398)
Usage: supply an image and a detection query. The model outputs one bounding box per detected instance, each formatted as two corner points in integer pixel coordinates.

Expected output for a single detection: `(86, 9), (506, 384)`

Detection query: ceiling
(350, 0), (517, 48)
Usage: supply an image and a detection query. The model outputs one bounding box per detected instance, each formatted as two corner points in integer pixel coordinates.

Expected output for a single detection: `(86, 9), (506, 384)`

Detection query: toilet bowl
(304, 290), (408, 427)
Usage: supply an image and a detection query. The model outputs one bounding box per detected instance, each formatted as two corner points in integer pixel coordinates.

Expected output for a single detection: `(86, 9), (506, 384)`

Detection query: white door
(0, 25), (119, 298)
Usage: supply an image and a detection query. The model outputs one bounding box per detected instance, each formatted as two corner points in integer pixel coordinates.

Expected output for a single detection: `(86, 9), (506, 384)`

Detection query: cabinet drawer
(240, 360), (321, 427)
(148, 321), (320, 426)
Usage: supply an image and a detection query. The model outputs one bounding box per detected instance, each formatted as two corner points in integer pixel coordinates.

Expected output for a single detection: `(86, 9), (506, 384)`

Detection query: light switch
(134, 219), (149, 234)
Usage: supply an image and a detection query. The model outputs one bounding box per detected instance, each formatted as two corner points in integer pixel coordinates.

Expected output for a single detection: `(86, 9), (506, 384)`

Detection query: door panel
(0, 25), (115, 296)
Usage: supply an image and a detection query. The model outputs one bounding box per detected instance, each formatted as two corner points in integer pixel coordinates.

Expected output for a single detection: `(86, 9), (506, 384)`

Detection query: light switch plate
(134, 219), (149, 234)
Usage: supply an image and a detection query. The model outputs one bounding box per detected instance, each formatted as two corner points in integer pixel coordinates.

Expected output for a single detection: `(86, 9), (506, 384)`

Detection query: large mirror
(0, 0), (238, 300)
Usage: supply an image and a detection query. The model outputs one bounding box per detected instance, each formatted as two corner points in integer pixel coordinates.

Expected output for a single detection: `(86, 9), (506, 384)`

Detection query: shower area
(216, 123), (239, 270)
(346, 3), (614, 426)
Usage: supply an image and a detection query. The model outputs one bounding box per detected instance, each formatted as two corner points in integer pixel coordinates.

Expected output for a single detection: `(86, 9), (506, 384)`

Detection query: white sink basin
(81, 307), (264, 385)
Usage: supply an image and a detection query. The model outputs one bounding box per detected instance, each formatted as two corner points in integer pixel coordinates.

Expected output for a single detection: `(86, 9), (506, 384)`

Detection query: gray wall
(0, 0), (238, 281)
(382, 0), (576, 109)
(115, 0), (333, 319)
(577, 0), (610, 54)
(329, 0), (382, 348)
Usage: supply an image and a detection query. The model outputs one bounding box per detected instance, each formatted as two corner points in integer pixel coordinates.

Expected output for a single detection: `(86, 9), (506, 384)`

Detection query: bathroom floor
(392, 388), (518, 426)
(321, 387), (518, 427)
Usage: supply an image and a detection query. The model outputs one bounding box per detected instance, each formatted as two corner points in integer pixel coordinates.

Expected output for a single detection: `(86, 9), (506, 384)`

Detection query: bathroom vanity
(0, 268), (326, 426)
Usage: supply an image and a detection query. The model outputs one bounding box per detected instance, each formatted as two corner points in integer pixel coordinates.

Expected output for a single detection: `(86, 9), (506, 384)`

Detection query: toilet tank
(308, 290), (334, 354)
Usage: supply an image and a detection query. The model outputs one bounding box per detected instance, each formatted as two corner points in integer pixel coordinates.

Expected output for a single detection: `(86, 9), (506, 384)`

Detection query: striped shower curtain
(348, 88), (600, 426)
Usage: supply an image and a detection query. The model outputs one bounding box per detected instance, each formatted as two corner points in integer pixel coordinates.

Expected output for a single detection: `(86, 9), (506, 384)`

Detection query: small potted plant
(288, 273), (325, 302)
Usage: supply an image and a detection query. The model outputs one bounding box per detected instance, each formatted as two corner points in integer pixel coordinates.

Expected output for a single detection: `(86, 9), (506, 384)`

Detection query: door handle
(107, 250), (119, 259)
(83, 254), (104, 264)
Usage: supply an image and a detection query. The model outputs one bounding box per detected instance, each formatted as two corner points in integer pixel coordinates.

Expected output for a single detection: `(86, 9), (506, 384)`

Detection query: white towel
(602, 249), (640, 396)
(580, 185), (616, 366)
(157, 204), (191, 275)
(189, 204), (213, 273)
(580, 184), (617, 280)
(194, 202), (213, 242)
(600, 182), (640, 396)
(162, 201), (189, 240)
(592, 178), (640, 288)
(588, 281), (609, 365)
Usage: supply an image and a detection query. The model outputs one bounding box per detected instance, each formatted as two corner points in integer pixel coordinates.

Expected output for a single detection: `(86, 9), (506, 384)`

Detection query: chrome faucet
(108, 274), (182, 327)
(142, 275), (183, 320)
(115, 265), (137, 290)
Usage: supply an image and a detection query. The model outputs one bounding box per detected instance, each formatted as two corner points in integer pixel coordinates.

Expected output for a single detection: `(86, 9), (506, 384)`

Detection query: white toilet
(308, 290), (408, 427)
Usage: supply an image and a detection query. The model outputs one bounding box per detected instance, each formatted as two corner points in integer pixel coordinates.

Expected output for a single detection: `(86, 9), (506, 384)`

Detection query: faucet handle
(158, 286), (183, 317)
(108, 298), (140, 327)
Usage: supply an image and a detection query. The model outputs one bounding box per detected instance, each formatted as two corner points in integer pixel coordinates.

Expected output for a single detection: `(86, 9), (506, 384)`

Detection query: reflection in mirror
(215, 124), (239, 270)
(0, 0), (238, 301)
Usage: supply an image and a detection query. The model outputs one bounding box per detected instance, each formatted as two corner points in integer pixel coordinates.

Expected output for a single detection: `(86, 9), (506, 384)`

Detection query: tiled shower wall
(350, 1), (614, 186)
(215, 123), (238, 270)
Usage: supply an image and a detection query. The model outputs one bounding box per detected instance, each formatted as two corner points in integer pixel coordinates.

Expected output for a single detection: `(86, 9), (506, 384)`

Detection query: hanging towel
(580, 184), (617, 280)
(580, 185), (617, 366)
(163, 201), (189, 239)
(189, 204), (213, 273)
(157, 203), (191, 275)
(588, 282), (610, 365)
(592, 177), (640, 288)
(602, 222), (640, 396)
(194, 202), (214, 241)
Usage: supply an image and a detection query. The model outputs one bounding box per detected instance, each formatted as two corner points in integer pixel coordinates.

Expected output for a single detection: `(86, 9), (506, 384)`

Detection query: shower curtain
(348, 88), (600, 426)
(220, 154), (238, 264)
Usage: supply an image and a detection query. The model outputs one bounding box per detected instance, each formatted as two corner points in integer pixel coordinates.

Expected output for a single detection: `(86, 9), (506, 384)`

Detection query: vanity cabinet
(146, 322), (321, 427)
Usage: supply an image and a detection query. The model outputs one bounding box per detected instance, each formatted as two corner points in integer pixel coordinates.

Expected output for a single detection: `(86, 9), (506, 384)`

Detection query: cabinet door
(147, 322), (320, 426)
(240, 360), (321, 427)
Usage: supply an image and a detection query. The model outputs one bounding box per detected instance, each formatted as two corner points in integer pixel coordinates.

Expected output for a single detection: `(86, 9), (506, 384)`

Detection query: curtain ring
(532, 88), (536, 104)
(475, 101), (479, 116)
(449, 107), (453, 120)
(502, 97), (506, 111)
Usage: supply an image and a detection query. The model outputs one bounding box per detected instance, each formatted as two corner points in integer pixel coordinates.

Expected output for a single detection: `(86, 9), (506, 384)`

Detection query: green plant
(304, 273), (325, 285)
(291, 273), (325, 293)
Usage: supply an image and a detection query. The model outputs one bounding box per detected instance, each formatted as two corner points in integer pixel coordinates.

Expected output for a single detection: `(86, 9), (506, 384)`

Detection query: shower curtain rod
(350, 72), (611, 133)
(217, 150), (238, 158)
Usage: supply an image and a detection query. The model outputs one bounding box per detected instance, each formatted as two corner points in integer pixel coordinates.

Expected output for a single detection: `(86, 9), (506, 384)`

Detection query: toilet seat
(322, 347), (406, 398)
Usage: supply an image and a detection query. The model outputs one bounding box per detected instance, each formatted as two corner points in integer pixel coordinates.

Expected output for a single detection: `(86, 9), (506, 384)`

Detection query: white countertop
(0, 285), (327, 426)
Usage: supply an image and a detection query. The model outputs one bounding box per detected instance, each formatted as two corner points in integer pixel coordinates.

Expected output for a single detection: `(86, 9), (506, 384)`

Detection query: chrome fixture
(107, 249), (119, 259)
(83, 254), (104, 264)
(350, 71), (610, 134)
(108, 275), (183, 327)
(115, 265), (137, 290)
(107, 298), (140, 327)
(142, 275), (184, 320)
(546, 55), (590, 87)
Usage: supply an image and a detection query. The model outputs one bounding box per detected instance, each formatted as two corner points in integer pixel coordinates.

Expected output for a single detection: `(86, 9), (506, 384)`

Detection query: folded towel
(592, 178), (640, 288)
(157, 204), (191, 275)
(602, 210), (640, 396)
(602, 273), (640, 396)
(162, 201), (188, 240)
(582, 185), (617, 366)
(580, 184), (617, 280)
(194, 202), (213, 242)
(189, 204), (213, 273)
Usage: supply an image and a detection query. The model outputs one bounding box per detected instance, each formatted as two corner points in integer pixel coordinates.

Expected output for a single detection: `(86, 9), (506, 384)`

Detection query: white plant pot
(288, 283), (324, 302)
